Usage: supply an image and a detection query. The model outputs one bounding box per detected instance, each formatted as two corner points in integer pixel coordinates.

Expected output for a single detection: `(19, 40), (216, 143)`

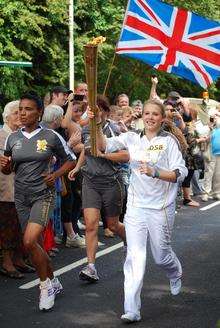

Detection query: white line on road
(200, 201), (220, 211)
(19, 242), (124, 290)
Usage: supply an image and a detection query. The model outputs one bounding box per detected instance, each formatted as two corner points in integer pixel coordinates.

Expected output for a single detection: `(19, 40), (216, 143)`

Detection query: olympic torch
(84, 36), (106, 156)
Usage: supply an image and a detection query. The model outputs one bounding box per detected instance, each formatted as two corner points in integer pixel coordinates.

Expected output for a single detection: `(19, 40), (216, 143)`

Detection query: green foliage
(0, 0), (69, 106)
(0, 0), (219, 118)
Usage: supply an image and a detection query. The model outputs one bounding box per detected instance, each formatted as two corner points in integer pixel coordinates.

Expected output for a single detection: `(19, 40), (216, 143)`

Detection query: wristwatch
(151, 167), (160, 179)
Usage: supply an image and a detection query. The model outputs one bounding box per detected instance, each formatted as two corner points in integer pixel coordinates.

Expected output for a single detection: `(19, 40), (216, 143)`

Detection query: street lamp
(69, 0), (74, 90)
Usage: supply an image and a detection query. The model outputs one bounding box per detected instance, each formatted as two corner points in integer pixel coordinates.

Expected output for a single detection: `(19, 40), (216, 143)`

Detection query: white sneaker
(214, 194), (220, 200)
(201, 194), (209, 202)
(121, 312), (141, 323)
(39, 279), (55, 311)
(78, 221), (86, 230)
(66, 234), (86, 248)
(170, 277), (182, 296)
(79, 265), (99, 282)
(51, 277), (63, 295)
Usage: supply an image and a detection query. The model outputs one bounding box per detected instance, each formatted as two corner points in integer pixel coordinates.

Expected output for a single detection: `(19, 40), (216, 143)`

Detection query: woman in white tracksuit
(92, 99), (188, 323)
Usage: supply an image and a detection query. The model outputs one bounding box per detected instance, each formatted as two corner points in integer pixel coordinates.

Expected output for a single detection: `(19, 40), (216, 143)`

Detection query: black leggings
(182, 169), (194, 188)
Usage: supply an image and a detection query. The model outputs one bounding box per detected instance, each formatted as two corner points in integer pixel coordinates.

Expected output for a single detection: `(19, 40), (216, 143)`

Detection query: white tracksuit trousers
(123, 203), (182, 316)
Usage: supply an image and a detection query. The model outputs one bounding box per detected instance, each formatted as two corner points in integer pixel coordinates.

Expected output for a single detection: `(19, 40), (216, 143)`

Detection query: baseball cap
(164, 99), (176, 106)
(51, 86), (70, 94)
(168, 91), (181, 99)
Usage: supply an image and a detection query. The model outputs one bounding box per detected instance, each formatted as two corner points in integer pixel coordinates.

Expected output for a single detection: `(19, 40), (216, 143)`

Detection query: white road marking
(19, 242), (124, 290)
(200, 201), (220, 211)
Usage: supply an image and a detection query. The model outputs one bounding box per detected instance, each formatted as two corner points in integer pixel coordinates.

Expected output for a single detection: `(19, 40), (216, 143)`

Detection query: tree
(0, 0), (219, 120)
(0, 0), (69, 103)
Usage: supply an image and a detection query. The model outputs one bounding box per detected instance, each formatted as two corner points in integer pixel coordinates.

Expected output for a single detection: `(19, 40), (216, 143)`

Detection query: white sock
(68, 233), (75, 239)
(40, 278), (50, 288)
(88, 263), (95, 270)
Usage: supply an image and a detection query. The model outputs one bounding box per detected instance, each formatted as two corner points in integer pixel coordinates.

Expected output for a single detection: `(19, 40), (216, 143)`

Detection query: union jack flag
(116, 0), (220, 88)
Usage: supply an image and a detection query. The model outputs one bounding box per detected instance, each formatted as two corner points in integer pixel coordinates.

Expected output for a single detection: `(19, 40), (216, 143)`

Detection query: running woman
(90, 99), (188, 323)
(69, 95), (128, 282)
(0, 93), (76, 311)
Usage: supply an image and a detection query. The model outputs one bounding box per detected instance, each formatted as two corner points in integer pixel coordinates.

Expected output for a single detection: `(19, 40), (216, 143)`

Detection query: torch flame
(88, 36), (106, 46)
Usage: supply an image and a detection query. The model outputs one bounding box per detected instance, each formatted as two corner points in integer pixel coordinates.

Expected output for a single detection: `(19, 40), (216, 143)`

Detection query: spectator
(208, 117), (220, 200)
(74, 82), (88, 98)
(42, 104), (85, 248)
(150, 76), (191, 121)
(182, 106), (204, 207)
(131, 100), (144, 130)
(50, 86), (69, 107)
(164, 99), (186, 132)
(116, 93), (129, 108)
(74, 82), (90, 127)
(0, 101), (34, 278)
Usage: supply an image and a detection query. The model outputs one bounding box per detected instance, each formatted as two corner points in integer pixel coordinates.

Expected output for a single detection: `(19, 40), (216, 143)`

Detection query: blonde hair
(143, 99), (166, 118)
(2, 100), (19, 123)
(110, 105), (120, 114)
(189, 103), (200, 120)
(162, 119), (188, 154)
(123, 106), (133, 115)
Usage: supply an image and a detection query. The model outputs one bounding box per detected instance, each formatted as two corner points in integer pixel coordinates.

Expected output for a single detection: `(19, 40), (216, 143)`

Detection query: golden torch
(84, 36), (106, 156)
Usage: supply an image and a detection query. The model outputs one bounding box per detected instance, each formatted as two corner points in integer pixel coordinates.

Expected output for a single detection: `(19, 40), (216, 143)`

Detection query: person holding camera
(150, 76), (191, 122)
(131, 100), (144, 130)
(164, 100), (186, 132)
(50, 86), (69, 108)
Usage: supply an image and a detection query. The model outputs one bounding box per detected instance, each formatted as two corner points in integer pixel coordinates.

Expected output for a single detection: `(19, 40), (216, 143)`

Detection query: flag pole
(103, 1), (131, 96)
(69, 0), (74, 90)
(103, 51), (116, 96)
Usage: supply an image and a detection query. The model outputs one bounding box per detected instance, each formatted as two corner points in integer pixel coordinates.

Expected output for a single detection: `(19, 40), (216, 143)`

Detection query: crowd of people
(0, 77), (220, 322)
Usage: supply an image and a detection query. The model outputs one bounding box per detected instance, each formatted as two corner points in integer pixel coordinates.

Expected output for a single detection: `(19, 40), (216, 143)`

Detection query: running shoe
(77, 221), (86, 230)
(66, 234), (86, 248)
(51, 277), (63, 295)
(170, 277), (182, 296)
(121, 312), (141, 323)
(201, 194), (209, 202)
(39, 279), (55, 311)
(79, 265), (99, 282)
(214, 194), (220, 200)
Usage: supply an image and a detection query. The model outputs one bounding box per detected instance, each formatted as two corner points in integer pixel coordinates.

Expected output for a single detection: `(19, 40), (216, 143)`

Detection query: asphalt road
(1, 199), (220, 328)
